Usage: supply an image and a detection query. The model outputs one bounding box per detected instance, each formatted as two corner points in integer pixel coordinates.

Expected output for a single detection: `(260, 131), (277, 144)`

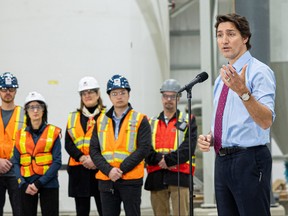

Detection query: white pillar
(199, 0), (216, 207)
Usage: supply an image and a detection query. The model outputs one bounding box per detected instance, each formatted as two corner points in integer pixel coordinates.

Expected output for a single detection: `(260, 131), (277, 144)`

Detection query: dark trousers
(100, 183), (142, 216)
(20, 187), (59, 216)
(75, 195), (103, 216)
(0, 176), (20, 216)
(215, 145), (272, 216)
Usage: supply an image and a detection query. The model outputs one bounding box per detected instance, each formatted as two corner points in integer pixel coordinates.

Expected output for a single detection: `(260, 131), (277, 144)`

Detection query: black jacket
(90, 104), (151, 191)
(65, 110), (100, 197)
(144, 110), (197, 191)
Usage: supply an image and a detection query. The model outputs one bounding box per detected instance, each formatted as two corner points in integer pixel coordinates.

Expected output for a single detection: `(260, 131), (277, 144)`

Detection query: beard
(1, 95), (15, 104)
(164, 102), (175, 112)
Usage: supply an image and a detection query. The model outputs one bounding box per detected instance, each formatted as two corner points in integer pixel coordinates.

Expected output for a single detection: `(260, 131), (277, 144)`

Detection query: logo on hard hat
(5, 77), (12, 85)
(113, 78), (121, 86)
(83, 81), (88, 87)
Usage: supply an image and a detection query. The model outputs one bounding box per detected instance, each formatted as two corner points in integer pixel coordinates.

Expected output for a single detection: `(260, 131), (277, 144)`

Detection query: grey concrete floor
(3, 208), (154, 216)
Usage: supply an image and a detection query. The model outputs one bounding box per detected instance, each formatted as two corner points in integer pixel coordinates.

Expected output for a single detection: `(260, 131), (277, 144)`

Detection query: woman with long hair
(65, 76), (104, 216)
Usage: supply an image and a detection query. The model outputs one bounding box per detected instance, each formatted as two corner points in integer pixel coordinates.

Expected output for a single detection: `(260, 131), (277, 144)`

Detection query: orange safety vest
(66, 110), (104, 166)
(96, 110), (145, 180)
(0, 106), (26, 159)
(146, 112), (196, 175)
(15, 124), (61, 177)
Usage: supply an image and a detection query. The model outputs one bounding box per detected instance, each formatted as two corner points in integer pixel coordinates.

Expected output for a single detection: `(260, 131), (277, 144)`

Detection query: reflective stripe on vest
(16, 125), (61, 177)
(96, 110), (145, 180)
(147, 112), (195, 175)
(67, 111), (93, 166)
(150, 112), (187, 152)
(0, 106), (26, 159)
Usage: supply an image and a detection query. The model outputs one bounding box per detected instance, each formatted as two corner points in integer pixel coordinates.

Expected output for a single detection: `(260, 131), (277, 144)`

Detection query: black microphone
(178, 72), (209, 93)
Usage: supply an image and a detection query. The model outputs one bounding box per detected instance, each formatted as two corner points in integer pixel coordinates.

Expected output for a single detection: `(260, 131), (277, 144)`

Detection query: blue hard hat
(106, 74), (130, 94)
(0, 72), (19, 89)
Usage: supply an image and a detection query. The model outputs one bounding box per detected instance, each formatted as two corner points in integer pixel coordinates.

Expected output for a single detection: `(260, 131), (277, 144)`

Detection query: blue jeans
(215, 145), (272, 216)
(0, 176), (20, 216)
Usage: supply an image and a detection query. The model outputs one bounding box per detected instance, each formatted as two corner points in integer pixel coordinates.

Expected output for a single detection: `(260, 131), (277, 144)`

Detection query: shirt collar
(232, 51), (252, 73)
(112, 106), (129, 120)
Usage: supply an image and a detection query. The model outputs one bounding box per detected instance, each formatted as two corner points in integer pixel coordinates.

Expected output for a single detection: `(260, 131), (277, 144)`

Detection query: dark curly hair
(215, 13), (252, 50)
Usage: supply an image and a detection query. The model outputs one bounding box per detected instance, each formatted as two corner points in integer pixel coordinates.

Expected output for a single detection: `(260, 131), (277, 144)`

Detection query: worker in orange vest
(90, 74), (151, 216)
(0, 72), (25, 216)
(65, 76), (104, 216)
(145, 79), (198, 216)
(13, 91), (62, 216)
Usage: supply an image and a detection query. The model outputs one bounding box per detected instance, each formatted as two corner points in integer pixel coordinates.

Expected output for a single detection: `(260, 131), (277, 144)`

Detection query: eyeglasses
(26, 105), (44, 112)
(0, 88), (16, 93)
(80, 89), (97, 97)
(162, 94), (178, 100)
(110, 90), (127, 97)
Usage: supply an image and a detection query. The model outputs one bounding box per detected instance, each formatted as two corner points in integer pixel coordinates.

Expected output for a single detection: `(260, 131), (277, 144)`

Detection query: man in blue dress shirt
(197, 13), (276, 216)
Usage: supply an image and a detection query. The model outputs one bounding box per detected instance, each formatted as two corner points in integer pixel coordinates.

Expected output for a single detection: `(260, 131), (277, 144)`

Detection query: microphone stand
(186, 88), (194, 216)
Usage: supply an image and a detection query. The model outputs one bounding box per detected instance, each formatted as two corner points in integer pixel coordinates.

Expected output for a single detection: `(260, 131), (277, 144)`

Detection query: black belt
(218, 146), (247, 156)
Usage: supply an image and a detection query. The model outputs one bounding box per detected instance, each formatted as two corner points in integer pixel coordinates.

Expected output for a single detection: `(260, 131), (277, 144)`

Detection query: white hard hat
(78, 76), (100, 92)
(25, 91), (46, 106)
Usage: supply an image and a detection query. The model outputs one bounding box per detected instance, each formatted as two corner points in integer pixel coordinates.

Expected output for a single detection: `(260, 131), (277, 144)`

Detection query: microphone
(178, 72), (209, 93)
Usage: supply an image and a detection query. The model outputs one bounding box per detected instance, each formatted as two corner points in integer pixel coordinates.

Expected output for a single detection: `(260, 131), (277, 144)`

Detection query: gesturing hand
(220, 64), (249, 96)
(197, 134), (213, 152)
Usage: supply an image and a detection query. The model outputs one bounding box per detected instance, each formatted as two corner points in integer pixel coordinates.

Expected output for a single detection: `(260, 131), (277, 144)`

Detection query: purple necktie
(214, 84), (229, 153)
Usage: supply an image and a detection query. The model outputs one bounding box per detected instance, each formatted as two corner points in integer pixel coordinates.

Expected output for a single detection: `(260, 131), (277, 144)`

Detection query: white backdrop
(0, 0), (169, 212)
